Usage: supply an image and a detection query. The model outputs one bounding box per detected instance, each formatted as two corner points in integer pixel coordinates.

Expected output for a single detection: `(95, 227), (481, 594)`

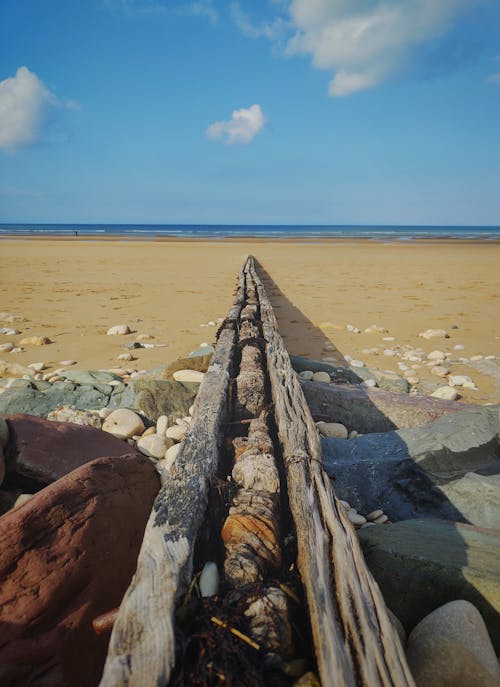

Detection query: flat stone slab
(358, 519), (500, 653)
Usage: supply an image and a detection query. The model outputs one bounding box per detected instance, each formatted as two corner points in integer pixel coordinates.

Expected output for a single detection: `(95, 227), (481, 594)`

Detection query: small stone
(106, 324), (131, 336)
(165, 424), (187, 442)
(350, 360), (365, 368)
(102, 408), (145, 440)
(382, 336), (396, 342)
(117, 352), (136, 361)
(453, 344), (465, 351)
(470, 354), (483, 361)
(19, 336), (53, 346)
(136, 333), (154, 341)
(0, 327), (21, 335)
(98, 407), (113, 420)
(0, 343), (15, 353)
(137, 433), (173, 459)
(362, 347), (379, 355)
(374, 514), (388, 524)
(316, 422), (348, 439)
(430, 386), (458, 401)
(48, 376), (63, 383)
(141, 426), (156, 438)
(164, 442), (182, 469)
(338, 500), (350, 510)
(188, 404), (195, 416)
(299, 370), (314, 381)
(406, 600), (500, 687)
(199, 561), (220, 597)
(427, 350), (445, 360)
(59, 360), (77, 366)
(361, 379), (377, 388)
(14, 493), (34, 508)
(348, 430), (359, 439)
(364, 325), (387, 334)
(383, 349), (396, 356)
(347, 510), (367, 526)
(431, 365), (449, 377)
(406, 377), (420, 385)
(323, 341), (334, 351)
(28, 362), (46, 372)
(172, 369), (205, 383)
(448, 374), (473, 387)
(156, 415), (169, 435)
(312, 371), (330, 384)
(366, 509), (384, 522)
(419, 328), (449, 339)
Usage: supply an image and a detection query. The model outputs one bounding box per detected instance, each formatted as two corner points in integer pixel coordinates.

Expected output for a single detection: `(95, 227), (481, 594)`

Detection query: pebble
(11, 347), (22, 354)
(117, 352), (136, 361)
(59, 359), (77, 366)
(299, 370), (314, 381)
(164, 442), (182, 468)
(362, 347), (379, 355)
(427, 350), (445, 360)
(0, 327), (21, 335)
(382, 336), (396, 342)
(141, 426), (156, 438)
(316, 421), (348, 439)
(350, 360), (365, 368)
(137, 433), (174, 459)
(98, 407), (113, 420)
(453, 344), (465, 351)
(346, 324), (360, 333)
(366, 509), (384, 521)
(182, 416), (192, 424)
(312, 371), (330, 384)
(419, 328), (449, 339)
(406, 376), (420, 385)
(338, 500), (350, 510)
(361, 379), (377, 388)
(430, 386), (458, 401)
(48, 375), (63, 383)
(28, 362), (46, 372)
(448, 374), (474, 388)
(136, 333), (154, 340)
(0, 343), (15, 353)
(156, 415), (169, 435)
(188, 404), (195, 416)
(347, 509), (367, 526)
(102, 408), (145, 440)
(166, 424), (187, 442)
(323, 341), (334, 351)
(374, 514), (388, 524)
(470, 354), (483, 361)
(348, 430), (359, 439)
(14, 494), (34, 508)
(172, 369), (205, 383)
(19, 336), (53, 346)
(364, 325), (387, 334)
(430, 365), (449, 377)
(199, 561), (220, 597)
(106, 324), (131, 335)
(406, 600), (500, 687)
(383, 349), (396, 356)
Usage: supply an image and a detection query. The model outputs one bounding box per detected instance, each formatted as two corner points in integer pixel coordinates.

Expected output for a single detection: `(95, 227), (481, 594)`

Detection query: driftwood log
(249, 257), (415, 687)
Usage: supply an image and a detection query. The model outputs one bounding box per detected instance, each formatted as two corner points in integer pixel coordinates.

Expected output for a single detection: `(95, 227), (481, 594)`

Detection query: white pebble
(453, 344), (465, 351)
(59, 359), (77, 366)
(156, 415), (169, 435)
(470, 354), (483, 361)
(199, 562), (220, 597)
(166, 424), (187, 442)
(427, 350), (445, 360)
(374, 514), (388, 524)
(137, 433), (174, 460)
(382, 336), (396, 342)
(366, 509), (384, 521)
(383, 349), (396, 357)
(173, 369), (205, 383)
(347, 510), (367, 526)
(316, 421), (348, 439)
(350, 360), (365, 368)
(431, 366), (449, 377)
(164, 442), (182, 467)
(106, 324), (131, 335)
(188, 404), (195, 416)
(431, 386), (458, 401)
(117, 352), (136, 361)
(102, 408), (145, 440)
(361, 379), (377, 388)
(312, 371), (330, 384)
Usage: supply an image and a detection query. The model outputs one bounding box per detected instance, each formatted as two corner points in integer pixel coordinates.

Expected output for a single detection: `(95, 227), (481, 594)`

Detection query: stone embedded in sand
(312, 370), (330, 384)
(136, 433), (173, 459)
(427, 350), (445, 360)
(431, 386), (458, 401)
(28, 362), (46, 372)
(0, 360), (35, 378)
(136, 333), (154, 341)
(59, 359), (77, 366)
(419, 328), (449, 340)
(350, 360), (365, 368)
(453, 344), (465, 351)
(0, 327), (21, 335)
(431, 365), (449, 377)
(19, 336), (53, 346)
(448, 374), (474, 388)
(364, 325), (387, 334)
(117, 352), (136, 361)
(0, 342), (15, 353)
(102, 408), (145, 439)
(383, 349), (396, 356)
(316, 421), (348, 439)
(172, 369), (205, 383)
(0, 453), (159, 687)
(406, 600), (500, 687)
(106, 324), (131, 335)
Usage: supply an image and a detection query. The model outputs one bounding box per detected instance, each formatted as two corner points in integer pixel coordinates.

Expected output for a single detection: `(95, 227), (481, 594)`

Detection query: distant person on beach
(75, 231), (78, 237)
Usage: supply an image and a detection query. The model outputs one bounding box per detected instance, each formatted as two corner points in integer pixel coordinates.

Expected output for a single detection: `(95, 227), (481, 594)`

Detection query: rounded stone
(430, 386), (458, 401)
(312, 371), (330, 384)
(347, 510), (367, 526)
(366, 509), (384, 522)
(137, 433), (173, 460)
(427, 350), (445, 360)
(165, 424), (187, 442)
(164, 442), (182, 469)
(102, 409), (145, 440)
(316, 422), (348, 439)
(0, 343), (15, 353)
(106, 324), (131, 336)
(156, 415), (169, 435)
(172, 369), (205, 383)
(199, 562), (220, 597)
(431, 365), (449, 377)
(14, 493), (34, 509)
(299, 370), (314, 381)
(19, 336), (53, 346)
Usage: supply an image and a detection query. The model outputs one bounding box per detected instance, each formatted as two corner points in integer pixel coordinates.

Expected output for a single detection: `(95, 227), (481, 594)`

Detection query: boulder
(357, 519), (500, 653)
(4, 414), (142, 488)
(0, 382), (111, 417)
(406, 600), (500, 687)
(0, 453), (159, 687)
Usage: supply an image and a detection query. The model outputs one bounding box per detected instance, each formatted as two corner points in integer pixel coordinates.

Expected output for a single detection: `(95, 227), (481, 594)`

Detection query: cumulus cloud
(206, 104), (265, 145)
(231, 2), (289, 40)
(0, 66), (77, 152)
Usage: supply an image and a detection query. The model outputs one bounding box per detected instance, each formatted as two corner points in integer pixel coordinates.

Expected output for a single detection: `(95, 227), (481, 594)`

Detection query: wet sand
(1, 238), (499, 402)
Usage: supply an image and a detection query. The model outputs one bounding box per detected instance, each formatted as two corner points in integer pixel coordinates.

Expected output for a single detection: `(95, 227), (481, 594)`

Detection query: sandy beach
(1, 238), (499, 402)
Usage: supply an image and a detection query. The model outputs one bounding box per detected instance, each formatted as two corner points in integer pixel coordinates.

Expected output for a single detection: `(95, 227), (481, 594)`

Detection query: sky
(0, 0), (499, 226)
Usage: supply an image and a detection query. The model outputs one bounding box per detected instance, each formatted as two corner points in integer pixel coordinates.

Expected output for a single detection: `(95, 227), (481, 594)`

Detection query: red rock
(5, 414), (141, 486)
(0, 452), (160, 687)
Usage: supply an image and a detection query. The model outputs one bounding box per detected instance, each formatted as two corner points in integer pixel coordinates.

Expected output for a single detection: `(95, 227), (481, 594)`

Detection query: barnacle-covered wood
(99, 264), (247, 687)
(234, 344), (267, 419)
(244, 585), (294, 660)
(249, 256), (415, 687)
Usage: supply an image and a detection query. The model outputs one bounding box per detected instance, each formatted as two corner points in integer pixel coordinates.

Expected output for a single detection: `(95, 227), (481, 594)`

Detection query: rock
(0, 453), (159, 687)
(291, 356), (363, 385)
(439, 472), (500, 530)
(117, 352), (136, 361)
(165, 424), (187, 442)
(19, 336), (53, 346)
(136, 433), (173, 459)
(299, 370), (314, 381)
(0, 327), (21, 335)
(199, 562), (220, 597)
(172, 369), (204, 383)
(372, 370), (409, 394)
(406, 600), (500, 687)
(358, 519), (500, 652)
(5, 414), (143, 487)
(28, 362), (46, 372)
(0, 342), (15, 353)
(364, 325), (387, 334)
(449, 374), (474, 387)
(419, 329), (449, 339)
(366, 509), (384, 521)
(156, 415), (169, 435)
(0, 360), (35, 378)
(189, 344), (215, 358)
(0, 382), (111, 417)
(61, 369), (123, 386)
(361, 378), (377, 388)
(350, 360), (365, 368)
(106, 324), (131, 335)
(430, 365), (449, 377)
(312, 371), (330, 384)
(164, 442), (181, 469)
(59, 359), (77, 366)
(347, 509), (366, 526)
(374, 513), (388, 524)
(427, 350), (445, 360)
(130, 378), (199, 422)
(316, 421), (348, 439)
(0, 417), (9, 447)
(46, 405), (102, 428)
(102, 408), (145, 440)
(13, 493), (33, 508)
(136, 333), (154, 341)
(430, 386), (458, 401)
(163, 352), (213, 380)
(383, 349), (396, 356)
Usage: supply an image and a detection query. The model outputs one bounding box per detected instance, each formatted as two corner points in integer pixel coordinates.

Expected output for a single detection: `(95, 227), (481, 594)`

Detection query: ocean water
(0, 224), (499, 240)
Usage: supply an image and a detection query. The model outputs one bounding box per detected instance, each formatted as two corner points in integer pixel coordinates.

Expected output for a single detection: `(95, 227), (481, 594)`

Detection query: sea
(0, 224), (499, 241)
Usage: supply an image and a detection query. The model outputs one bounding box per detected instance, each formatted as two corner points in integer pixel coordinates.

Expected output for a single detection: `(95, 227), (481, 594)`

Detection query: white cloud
(231, 2), (289, 40)
(0, 66), (77, 152)
(206, 104), (265, 145)
(287, 0), (483, 95)
(183, 1), (218, 24)
(487, 72), (500, 84)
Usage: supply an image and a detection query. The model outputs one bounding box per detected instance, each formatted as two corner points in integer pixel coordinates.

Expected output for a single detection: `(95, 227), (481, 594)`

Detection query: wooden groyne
(100, 256), (414, 687)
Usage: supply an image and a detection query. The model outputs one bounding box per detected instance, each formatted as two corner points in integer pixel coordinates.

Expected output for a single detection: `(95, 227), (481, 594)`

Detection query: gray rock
(61, 370), (123, 386)
(189, 344), (215, 359)
(0, 383), (110, 417)
(358, 519), (500, 653)
(406, 600), (500, 687)
(132, 379), (200, 423)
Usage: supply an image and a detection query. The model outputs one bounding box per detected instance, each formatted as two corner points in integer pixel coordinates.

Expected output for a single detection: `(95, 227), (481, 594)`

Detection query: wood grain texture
(249, 257), (415, 687)
(99, 266), (246, 687)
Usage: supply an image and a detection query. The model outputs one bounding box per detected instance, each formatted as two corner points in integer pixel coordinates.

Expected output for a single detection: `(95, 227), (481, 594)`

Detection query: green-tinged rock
(60, 370), (123, 386)
(373, 370), (410, 394)
(0, 385), (110, 417)
(132, 379), (199, 422)
(162, 353), (213, 380)
(358, 519), (500, 652)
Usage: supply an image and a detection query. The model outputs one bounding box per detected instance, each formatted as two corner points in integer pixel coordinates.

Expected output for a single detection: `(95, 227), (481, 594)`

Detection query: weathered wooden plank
(249, 257), (415, 687)
(99, 265), (247, 687)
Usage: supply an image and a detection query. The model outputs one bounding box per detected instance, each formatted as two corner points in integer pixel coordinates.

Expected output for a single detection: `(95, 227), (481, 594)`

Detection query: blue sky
(0, 0), (499, 225)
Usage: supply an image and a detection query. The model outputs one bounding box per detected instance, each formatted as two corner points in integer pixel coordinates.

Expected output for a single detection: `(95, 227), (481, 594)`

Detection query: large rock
(60, 370), (123, 386)
(0, 382), (111, 417)
(0, 453), (160, 687)
(4, 414), (141, 487)
(406, 600), (500, 687)
(358, 519), (500, 653)
(131, 378), (199, 422)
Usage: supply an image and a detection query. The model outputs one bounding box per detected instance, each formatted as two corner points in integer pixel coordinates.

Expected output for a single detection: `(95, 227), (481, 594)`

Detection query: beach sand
(1, 238), (499, 402)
